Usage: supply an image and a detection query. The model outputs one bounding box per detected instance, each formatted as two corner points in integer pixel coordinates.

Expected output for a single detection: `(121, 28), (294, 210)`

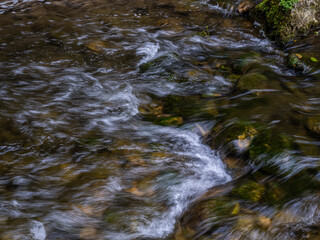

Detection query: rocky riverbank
(238, 0), (320, 46)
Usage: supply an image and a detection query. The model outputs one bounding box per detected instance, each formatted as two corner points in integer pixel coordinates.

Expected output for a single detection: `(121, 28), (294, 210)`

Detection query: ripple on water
(1, 0), (320, 239)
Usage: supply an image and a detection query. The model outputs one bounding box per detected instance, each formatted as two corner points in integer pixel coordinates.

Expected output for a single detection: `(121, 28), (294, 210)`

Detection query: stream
(0, 0), (320, 239)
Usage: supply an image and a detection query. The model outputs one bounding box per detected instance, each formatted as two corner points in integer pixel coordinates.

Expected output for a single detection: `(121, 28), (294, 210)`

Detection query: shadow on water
(0, 0), (320, 239)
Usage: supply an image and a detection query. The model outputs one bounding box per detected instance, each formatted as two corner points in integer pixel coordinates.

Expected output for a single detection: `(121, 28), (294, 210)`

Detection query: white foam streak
(136, 129), (231, 238)
(29, 220), (46, 240)
(137, 42), (160, 66)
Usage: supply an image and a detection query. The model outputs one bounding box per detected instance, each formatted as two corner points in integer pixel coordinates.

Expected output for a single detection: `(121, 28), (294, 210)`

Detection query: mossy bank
(252, 0), (320, 45)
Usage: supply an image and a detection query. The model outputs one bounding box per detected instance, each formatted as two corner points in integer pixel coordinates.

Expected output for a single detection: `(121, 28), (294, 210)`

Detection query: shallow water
(0, 0), (320, 239)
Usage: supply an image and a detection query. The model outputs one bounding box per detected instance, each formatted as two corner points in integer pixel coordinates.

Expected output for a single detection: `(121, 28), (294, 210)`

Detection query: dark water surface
(0, 0), (320, 239)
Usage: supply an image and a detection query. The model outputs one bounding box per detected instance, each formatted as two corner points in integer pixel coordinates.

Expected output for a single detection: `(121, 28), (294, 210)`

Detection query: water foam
(29, 220), (46, 240)
(137, 42), (160, 66)
(129, 127), (231, 239)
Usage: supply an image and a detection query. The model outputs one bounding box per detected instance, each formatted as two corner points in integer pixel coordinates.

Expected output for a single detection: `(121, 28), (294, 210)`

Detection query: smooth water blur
(0, 0), (320, 239)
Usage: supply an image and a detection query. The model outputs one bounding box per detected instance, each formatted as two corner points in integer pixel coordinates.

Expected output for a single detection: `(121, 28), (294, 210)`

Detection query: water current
(0, 0), (320, 239)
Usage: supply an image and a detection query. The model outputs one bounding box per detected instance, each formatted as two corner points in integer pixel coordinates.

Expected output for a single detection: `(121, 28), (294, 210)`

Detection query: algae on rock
(232, 181), (266, 202)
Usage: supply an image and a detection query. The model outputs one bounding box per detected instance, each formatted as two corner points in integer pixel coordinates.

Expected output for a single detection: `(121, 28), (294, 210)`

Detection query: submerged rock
(237, 72), (268, 90)
(210, 119), (298, 175)
(85, 40), (116, 54)
(305, 116), (320, 138)
(232, 180), (265, 202)
(248, 131), (298, 175)
(211, 121), (259, 156)
(138, 103), (163, 116)
(176, 172), (320, 239)
(223, 156), (251, 178)
(155, 116), (184, 126)
(249, 132), (294, 163)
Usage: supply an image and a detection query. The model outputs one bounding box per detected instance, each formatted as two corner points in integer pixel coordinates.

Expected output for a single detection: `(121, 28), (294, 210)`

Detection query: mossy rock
(232, 181), (266, 202)
(248, 132), (294, 170)
(254, 0), (320, 45)
(237, 72), (268, 90)
(287, 53), (306, 71)
(212, 121), (259, 156)
(161, 95), (220, 120)
(140, 94), (219, 125)
(162, 95), (200, 119)
(198, 198), (237, 218)
(139, 103), (163, 116)
(154, 116), (183, 126)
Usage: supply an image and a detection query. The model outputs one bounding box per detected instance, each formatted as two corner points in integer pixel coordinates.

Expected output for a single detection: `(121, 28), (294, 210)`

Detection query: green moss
(155, 116), (183, 126)
(256, 0), (297, 44)
(162, 95), (199, 119)
(279, 0), (299, 10)
(221, 122), (257, 141)
(237, 72), (268, 90)
(197, 198), (239, 218)
(232, 181), (265, 202)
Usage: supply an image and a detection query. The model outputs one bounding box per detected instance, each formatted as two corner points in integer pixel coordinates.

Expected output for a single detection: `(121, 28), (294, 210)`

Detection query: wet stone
(306, 116), (320, 138)
(234, 215), (256, 231)
(257, 216), (271, 229)
(223, 156), (250, 178)
(237, 0), (256, 14)
(85, 40), (115, 54)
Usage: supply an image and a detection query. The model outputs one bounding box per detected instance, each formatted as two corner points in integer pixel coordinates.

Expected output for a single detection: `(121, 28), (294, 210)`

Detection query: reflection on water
(0, 0), (320, 239)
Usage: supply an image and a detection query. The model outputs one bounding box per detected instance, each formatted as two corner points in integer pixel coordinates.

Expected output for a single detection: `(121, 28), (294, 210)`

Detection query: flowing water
(0, 0), (320, 239)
